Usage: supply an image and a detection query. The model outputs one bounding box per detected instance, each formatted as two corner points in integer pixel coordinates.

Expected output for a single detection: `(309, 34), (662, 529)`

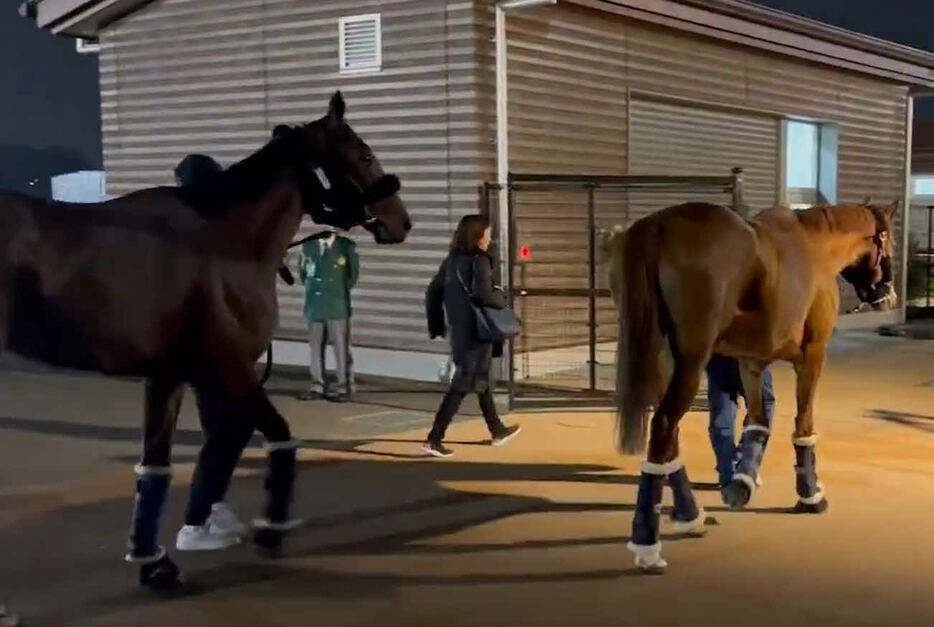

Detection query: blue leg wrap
(668, 465), (700, 524)
(126, 468), (170, 561)
(631, 469), (665, 547)
(734, 427), (769, 489)
(794, 440), (822, 501)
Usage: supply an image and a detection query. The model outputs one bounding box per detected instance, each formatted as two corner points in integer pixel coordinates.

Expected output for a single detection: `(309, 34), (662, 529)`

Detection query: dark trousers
(185, 387), (292, 526)
(706, 355), (775, 486)
(428, 388), (505, 443)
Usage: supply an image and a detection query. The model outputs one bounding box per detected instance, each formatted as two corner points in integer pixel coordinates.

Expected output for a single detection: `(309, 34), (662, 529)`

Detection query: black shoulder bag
(455, 260), (522, 343)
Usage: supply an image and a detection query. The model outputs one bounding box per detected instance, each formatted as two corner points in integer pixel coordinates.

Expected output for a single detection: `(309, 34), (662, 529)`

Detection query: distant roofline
(21, 0), (934, 87)
(570, 0), (934, 87)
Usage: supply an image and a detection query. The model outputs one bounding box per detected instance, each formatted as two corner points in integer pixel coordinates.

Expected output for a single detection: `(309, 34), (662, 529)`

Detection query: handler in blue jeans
(706, 355), (775, 490)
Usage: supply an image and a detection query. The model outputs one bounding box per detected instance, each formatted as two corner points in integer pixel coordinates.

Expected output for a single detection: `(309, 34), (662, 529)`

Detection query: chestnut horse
(604, 200), (897, 572)
(0, 92), (411, 587)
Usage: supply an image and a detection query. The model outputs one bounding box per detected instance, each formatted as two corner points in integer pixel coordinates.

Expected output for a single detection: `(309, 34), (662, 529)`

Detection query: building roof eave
(569, 0), (934, 87)
(21, 0), (154, 39)
(23, 0), (934, 87)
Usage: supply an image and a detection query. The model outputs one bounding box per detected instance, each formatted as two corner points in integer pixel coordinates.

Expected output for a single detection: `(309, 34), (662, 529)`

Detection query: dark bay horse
(604, 200), (897, 572)
(0, 92), (411, 586)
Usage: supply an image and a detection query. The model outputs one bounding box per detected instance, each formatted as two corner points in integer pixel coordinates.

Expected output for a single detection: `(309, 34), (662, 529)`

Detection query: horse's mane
(795, 204), (875, 235)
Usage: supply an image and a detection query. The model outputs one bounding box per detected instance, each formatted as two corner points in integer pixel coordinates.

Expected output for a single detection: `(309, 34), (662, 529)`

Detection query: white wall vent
(339, 13), (381, 74)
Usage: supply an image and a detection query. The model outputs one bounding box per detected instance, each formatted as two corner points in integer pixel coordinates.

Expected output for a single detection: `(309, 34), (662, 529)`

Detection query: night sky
(1, 0), (933, 195)
(753, 0), (934, 118)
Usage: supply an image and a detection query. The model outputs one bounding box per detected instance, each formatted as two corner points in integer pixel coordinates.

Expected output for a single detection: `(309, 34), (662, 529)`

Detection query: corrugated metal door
(504, 4), (625, 387)
(629, 97), (779, 216)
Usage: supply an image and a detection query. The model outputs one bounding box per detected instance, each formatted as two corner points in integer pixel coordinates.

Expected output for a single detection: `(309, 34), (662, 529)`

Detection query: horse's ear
(883, 199), (900, 220)
(328, 91), (346, 122)
(861, 196), (872, 206)
(272, 124), (291, 139)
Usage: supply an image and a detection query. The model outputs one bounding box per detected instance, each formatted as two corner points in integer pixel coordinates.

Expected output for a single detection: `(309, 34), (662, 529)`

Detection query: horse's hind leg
(126, 377), (184, 588)
(247, 386), (300, 557)
(791, 343), (829, 513)
(629, 352), (708, 572)
(722, 360), (771, 508)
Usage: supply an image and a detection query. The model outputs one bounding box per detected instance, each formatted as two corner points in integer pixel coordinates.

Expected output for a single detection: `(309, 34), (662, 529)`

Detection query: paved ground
(1, 330), (934, 626)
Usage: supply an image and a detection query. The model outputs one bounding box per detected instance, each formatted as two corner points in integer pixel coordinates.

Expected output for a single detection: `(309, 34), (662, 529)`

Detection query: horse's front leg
(126, 377), (185, 588)
(629, 355), (706, 573)
(792, 343), (829, 513)
(723, 360), (771, 508)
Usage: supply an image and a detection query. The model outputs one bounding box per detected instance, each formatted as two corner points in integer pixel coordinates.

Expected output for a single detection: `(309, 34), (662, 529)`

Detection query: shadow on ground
(0, 411), (802, 627)
(866, 408), (934, 434)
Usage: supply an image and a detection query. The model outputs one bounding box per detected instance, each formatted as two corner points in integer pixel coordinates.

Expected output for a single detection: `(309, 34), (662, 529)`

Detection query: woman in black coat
(423, 214), (521, 457)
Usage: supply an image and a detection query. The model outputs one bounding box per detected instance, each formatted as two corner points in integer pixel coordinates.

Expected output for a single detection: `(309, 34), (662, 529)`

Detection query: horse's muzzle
(859, 281), (897, 311)
(364, 216), (410, 244)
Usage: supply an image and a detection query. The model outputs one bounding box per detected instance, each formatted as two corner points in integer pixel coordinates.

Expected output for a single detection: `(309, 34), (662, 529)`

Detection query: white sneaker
(176, 524), (240, 551)
(207, 502), (248, 536)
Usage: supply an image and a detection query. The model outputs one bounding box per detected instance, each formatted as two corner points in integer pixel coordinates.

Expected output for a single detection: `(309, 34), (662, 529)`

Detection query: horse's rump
(614, 203), (758, 453)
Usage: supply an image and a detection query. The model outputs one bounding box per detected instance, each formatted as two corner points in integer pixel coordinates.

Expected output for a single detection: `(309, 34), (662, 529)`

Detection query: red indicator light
(519, 246), (531, 260)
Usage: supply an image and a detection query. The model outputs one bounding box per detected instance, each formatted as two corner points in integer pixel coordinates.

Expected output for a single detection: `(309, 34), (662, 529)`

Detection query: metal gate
(481, 170), (745, 411)
(907, 204), (934, 318)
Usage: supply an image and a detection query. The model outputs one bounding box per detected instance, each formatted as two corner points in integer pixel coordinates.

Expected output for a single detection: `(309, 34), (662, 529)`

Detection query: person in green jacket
(298, 231), (360, 402)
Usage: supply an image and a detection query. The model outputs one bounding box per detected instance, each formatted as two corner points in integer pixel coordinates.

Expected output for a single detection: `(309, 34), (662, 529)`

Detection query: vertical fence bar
(587, 185), (597, 392)
(507, 177), (517, 411)
(928, 205), (933, 309)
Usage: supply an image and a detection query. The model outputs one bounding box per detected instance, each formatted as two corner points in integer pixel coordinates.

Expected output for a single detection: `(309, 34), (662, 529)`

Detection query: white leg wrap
(626, 541), (667, 570)
(124, 546), (167, 564)
(641, 458), (682, 476)
(252, 517), (303, 531)
(264, 439), (301, 452)
(732, 472), (757, 493)
(134, 464), (172, 476)
(793, 434), (818, 446)
(671, 507), (707, 536)
(798, 489), (825, 505)
(664, 458), (684, 474)
(743, 424), (771, 435)
(641, 460), (670, 476)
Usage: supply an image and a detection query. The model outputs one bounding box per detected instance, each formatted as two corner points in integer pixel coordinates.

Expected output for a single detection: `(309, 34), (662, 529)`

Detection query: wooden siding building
(24, 0), (934, 381)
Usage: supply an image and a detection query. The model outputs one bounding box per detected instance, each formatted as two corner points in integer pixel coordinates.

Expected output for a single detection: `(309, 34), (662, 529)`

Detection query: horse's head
(278, 92), (411, 244)
(840, 200), (898, 310)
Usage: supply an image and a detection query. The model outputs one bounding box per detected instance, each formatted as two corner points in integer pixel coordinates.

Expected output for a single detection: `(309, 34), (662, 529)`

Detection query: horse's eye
(362, 153), (374, 164)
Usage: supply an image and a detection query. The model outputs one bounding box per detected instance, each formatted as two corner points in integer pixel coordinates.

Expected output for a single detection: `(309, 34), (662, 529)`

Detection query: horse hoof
(253, 529), (285, 559)
(627, 541), (667, 574)
(139, 555), (183, 589)
(795, 497), (829, 514)
(722, 481), (751, 509)
(639, 562), (667, 575)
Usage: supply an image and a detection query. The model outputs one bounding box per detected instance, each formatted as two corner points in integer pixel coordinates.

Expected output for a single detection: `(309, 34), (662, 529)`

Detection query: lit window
(784, 120), (837, 210)
(913, 176), (934, 198)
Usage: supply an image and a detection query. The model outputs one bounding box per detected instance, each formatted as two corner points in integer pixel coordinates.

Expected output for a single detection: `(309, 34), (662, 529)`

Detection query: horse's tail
(615, 218), (666, 455)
